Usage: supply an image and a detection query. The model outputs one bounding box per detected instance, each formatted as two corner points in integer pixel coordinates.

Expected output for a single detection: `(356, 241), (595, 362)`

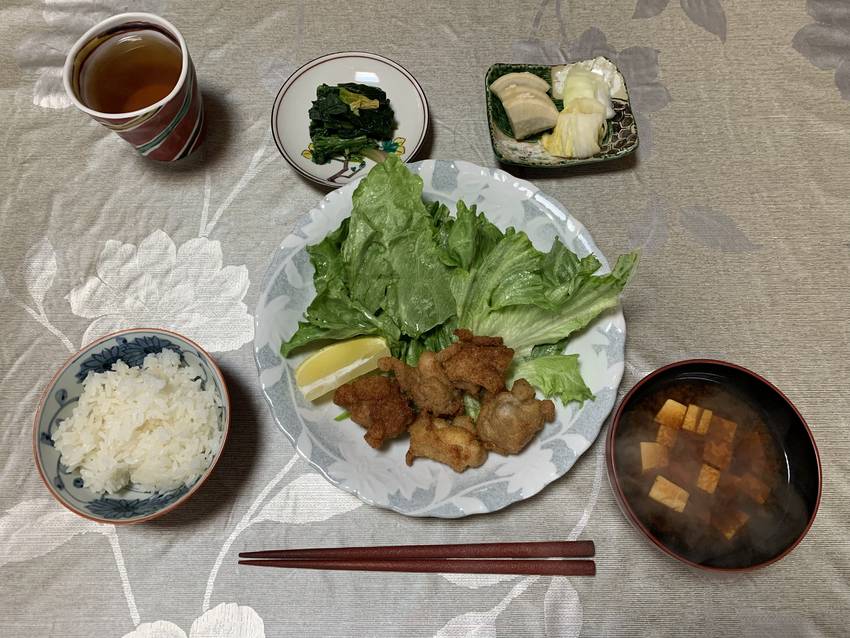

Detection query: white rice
(52, 349), (222, 494)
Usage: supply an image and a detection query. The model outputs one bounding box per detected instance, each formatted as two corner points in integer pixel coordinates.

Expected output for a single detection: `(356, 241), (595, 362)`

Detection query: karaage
(333, 375), (414, 449)
(405, 412), (487, 472)
(435, 328), (514, 395)
(477, 378), (556, 454)
(378, 351), (462, 416)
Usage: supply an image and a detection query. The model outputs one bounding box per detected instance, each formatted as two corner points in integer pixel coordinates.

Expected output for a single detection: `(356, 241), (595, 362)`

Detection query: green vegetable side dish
(307, 82), (397, 165)
(281, 155), (638, 407)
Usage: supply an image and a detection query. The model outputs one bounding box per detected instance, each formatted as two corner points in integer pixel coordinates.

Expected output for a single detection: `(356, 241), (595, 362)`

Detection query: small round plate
(254, 159), (626, 518)
(271, 51), (429, 188)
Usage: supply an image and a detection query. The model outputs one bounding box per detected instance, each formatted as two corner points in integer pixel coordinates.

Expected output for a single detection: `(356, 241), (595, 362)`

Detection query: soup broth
(615, 379), (802, 568)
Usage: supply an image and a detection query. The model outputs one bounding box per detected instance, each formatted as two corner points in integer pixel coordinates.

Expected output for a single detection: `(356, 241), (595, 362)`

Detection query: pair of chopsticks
(239, 540), (595, 576)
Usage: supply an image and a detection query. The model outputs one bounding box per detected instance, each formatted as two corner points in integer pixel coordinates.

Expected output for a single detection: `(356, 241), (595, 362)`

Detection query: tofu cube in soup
(738, 472), (771, 504)
(640, 441), (669, 472)
(712, 508), (749, 541)
(703, 438), (733, 470)
(709, 416), (738, 443)
(656, 425), (679, 448)
(696, 408), (713, 435)
(654, 399), (687, 428)
(648, 475), (690, 513)
(696, 464), (721, 494)
(703, 415), (737, 470)
(682, 404), (703, 432)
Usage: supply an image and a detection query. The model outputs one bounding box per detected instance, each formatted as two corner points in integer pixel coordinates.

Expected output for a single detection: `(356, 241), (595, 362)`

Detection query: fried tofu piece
(708, 416), (738, 444)
(640, 442), (669, 472)
(654, 399), (687, 429)
(648, 475), (690, 513)
(738, 472), (771, 504)
(682, 404), (703, 432)
(696, 464), (721, 494)
(476, 379), (556, 454)
(333, 375), (414, 449)
(405, 413), (487, 473)
(696, 408), (713, 435)
(703, 438), (733, 470)
(434, 329), (515, 395)
(703, 415), (737, 470)
(656, 425), (679, 448)
(379, 352), (462, 416)
(712, 509), (749, 541)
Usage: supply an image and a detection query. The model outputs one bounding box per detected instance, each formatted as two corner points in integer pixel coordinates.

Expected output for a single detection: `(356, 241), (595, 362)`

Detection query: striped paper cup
(63, 13), (204, 161)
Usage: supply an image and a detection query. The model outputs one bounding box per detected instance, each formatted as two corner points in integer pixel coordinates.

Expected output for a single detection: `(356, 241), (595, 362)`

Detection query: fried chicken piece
(405, 413), (487, 472)
(435, 329), (515, 395)
(378, 352), (462, 416)
(476, 378), (556, 455)
(333, 375), (414, 449)
(446, 415), (476, 434)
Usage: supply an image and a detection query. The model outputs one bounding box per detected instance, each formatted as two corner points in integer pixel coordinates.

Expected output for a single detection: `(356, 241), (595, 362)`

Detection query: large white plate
(254, 160), (626, 517)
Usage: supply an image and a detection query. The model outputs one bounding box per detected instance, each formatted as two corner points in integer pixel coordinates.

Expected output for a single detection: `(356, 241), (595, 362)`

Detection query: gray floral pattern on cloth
(633, 0), (727, 42)
(68, 229), (253, 353)
(3, 0), (849, 635)
(512, 4), (671, 159)
(793, 0), (850, 100)
(628, 196), (759, 255)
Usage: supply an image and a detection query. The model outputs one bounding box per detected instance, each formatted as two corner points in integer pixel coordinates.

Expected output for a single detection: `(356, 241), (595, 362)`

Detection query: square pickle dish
(485, 58), (639, 168)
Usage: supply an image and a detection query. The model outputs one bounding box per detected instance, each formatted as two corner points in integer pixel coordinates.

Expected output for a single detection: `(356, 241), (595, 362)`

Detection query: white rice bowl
(52, 349), (222, 494)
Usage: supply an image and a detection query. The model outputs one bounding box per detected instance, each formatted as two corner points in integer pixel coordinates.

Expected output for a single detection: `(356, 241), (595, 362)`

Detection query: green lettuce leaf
(460, 252), (638, 355)
(280, 279), (401, 356)
(343, 156), (456, 337)
(512, 354), (594, 406)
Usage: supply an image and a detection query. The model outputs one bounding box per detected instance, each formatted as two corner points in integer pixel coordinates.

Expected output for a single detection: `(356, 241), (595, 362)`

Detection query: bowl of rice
(33, 328), (230, 524)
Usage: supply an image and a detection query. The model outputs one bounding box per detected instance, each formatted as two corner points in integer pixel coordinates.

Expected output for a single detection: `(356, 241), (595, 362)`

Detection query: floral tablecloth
(2, 1), (848, 636)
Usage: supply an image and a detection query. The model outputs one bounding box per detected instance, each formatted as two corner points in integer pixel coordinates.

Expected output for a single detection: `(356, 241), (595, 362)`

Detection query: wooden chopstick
(239, 540), (594, 561)
(239, 558), (596, 577)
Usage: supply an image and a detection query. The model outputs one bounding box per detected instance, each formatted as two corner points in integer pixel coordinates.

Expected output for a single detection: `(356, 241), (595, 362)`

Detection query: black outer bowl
(606, 359), (821, 572)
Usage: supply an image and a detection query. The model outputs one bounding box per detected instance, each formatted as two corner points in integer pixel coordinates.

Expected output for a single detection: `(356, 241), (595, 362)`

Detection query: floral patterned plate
(486, 58), (639, 167)
(255, 159), (626, 518)
(32, 328), (230, 524)
(271, 51), (429, 188)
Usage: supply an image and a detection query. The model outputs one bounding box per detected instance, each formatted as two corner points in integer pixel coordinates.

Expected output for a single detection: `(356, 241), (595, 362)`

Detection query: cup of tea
(63, 13), (204, 161)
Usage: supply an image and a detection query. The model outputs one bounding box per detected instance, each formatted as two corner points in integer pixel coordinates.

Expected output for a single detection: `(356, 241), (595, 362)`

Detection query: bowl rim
(606, 358), (822, 572)
(270, 49), (430, 187)
(31, 327), (231, 525)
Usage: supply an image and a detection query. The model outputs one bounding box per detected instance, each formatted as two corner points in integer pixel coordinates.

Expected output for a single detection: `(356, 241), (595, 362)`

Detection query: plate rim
(254, 159), (627, 517)
(270, 50), (430, 187)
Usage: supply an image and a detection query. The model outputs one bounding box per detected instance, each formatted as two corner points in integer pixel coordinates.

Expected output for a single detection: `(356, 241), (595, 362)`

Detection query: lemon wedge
(294, 337), (391, 401)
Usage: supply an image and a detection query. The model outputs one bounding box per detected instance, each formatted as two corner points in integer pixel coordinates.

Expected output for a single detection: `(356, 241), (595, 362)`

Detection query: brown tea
(79, 27), (182, 114)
